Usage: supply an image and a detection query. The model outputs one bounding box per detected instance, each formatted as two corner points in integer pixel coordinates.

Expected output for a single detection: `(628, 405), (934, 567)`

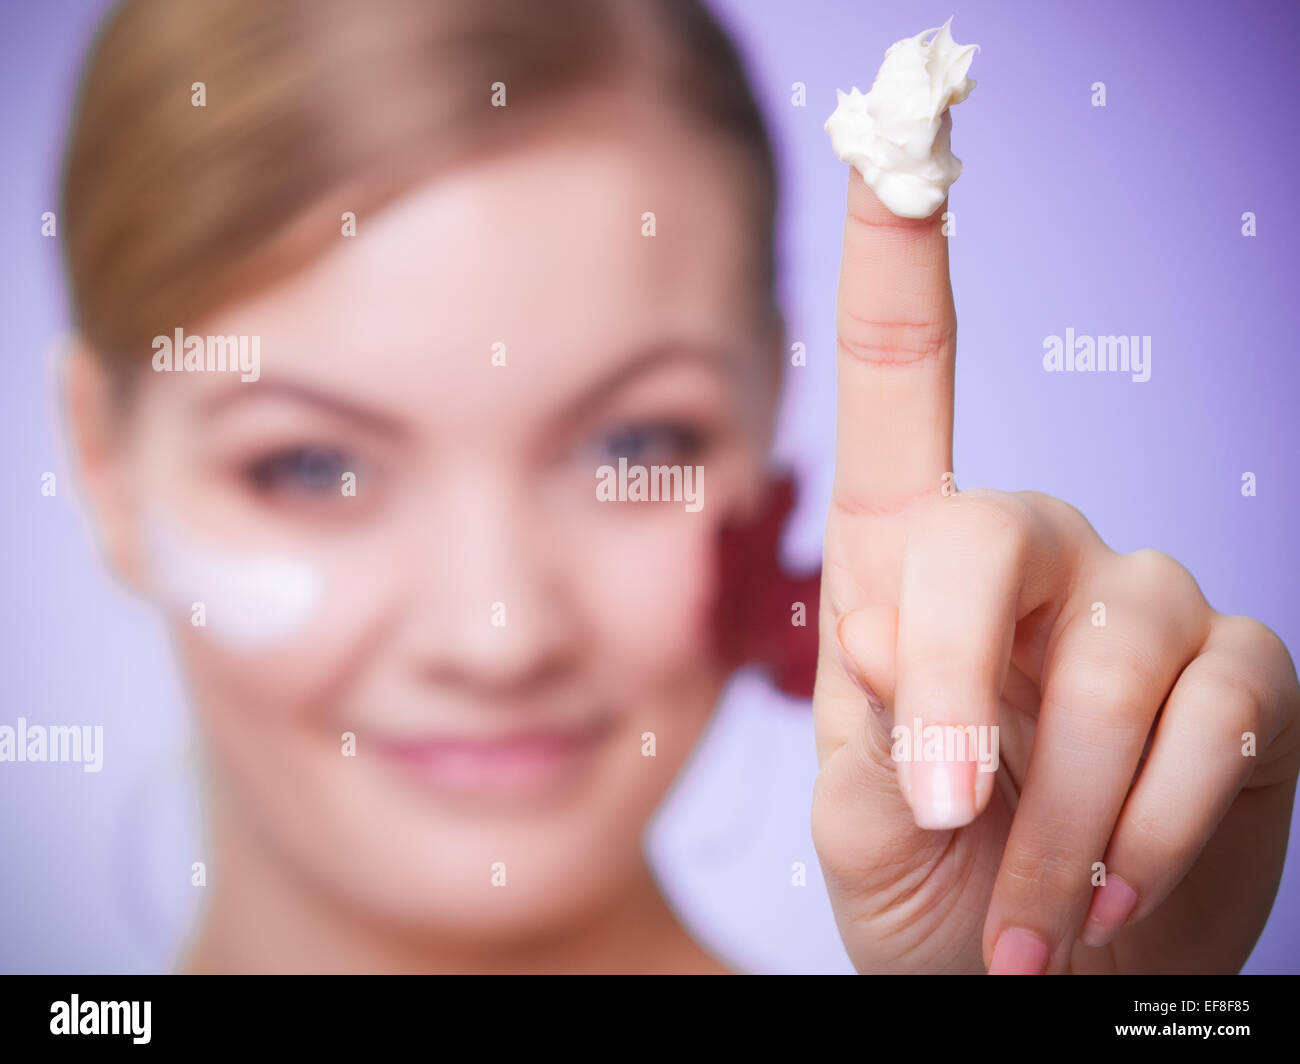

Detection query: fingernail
(1079, 873), (1138, 948)
(988, 928), (1050, 975)
(906, 759), (976, 829)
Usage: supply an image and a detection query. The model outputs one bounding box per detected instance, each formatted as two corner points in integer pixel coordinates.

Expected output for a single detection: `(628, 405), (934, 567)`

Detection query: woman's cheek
(148, 513), (402, 717)
(572, 508), (721, 676)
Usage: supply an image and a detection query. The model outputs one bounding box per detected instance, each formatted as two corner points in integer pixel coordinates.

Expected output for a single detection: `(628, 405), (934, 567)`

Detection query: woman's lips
(377, 719), (613, 801)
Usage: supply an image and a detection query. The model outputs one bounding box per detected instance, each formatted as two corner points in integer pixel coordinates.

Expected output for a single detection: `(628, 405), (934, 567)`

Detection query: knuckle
(917, 490), (1029, 561)
(999, 834), (1083, 903)
(1210, 616), (1300, 738)
(1018, 491), (1095, 541)
(836, 314), (954, 366)
(1119, 809), (1185, 867)
(1174, 659), (1264, 753)
(1220, 614), (1290, 669)
(1048, 653), (1154, 737)
(1206, 688), (1262, 753)
(1124, 548), (1204, 609)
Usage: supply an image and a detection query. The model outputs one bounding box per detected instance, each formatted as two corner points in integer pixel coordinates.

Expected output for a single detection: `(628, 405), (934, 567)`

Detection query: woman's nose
(396, 478), (580, 690)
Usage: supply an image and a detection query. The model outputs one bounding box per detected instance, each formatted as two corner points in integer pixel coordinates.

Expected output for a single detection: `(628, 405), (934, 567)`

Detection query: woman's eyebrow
(554, 342), (738, 423)
(196, 378), (409, 437)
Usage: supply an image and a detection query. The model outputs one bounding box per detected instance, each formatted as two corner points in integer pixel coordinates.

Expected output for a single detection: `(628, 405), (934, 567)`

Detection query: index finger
(832, 167), (956, 515)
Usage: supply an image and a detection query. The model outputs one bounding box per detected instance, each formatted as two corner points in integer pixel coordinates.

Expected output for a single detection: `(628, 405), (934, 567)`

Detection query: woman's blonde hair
(60, 0), (777, 368)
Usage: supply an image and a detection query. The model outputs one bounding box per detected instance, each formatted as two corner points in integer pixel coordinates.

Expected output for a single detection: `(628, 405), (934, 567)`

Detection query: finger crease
(846, 210), (937, 234)
(837, 331), (951, 367)
(833, 486), (936, 518)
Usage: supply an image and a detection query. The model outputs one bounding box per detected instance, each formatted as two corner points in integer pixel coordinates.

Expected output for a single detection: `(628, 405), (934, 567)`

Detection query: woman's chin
(291, 775), (656, 942)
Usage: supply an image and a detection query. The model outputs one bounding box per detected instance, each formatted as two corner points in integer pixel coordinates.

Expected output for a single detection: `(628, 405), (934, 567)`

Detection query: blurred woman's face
(103, 94), (777, 945)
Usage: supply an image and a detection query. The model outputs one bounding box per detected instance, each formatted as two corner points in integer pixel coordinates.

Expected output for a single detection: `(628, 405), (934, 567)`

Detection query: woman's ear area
(61, 339), (149, 593)
(764, 306), (786, 421)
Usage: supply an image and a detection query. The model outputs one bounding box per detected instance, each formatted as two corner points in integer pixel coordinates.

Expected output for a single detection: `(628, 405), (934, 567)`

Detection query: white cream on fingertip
(824, 18), (979, 219)
(143, 507), (323, 649)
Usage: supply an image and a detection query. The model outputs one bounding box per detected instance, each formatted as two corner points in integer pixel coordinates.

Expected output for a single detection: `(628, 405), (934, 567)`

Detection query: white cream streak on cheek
(143, 508), (323, 649)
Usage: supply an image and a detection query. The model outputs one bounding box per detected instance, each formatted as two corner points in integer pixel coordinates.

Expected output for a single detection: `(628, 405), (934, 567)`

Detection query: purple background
(2, 0), (1297, 973)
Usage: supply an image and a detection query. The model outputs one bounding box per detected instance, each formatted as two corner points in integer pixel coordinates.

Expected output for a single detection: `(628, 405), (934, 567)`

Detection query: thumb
(814, 603), (949, 896)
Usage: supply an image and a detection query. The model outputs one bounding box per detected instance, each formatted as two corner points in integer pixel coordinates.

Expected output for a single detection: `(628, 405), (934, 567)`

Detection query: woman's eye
(589, 422), (705, 464)
(244, 446), (355, 496)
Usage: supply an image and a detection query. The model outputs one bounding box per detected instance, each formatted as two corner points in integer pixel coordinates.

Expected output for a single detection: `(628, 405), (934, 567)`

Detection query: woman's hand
(811, 171), (1300, 974)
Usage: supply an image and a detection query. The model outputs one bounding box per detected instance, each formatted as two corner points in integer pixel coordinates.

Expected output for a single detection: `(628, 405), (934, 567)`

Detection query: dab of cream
(144, 507), (322, 649)
(824, 18), (979, 219)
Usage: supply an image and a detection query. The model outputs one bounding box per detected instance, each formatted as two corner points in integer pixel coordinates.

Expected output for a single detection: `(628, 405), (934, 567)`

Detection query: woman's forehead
(169, 122), (764, 425)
